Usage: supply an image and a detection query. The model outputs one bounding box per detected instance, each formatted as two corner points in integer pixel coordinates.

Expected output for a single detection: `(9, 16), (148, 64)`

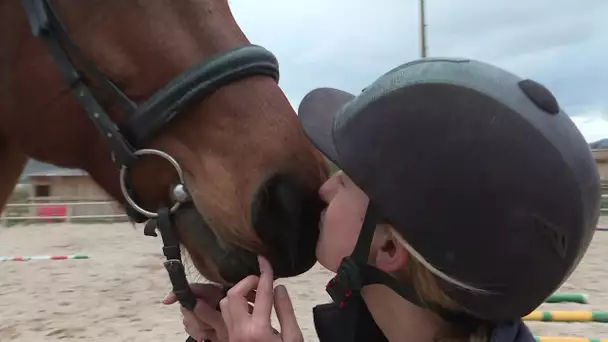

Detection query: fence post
(66, 204), (72, 223)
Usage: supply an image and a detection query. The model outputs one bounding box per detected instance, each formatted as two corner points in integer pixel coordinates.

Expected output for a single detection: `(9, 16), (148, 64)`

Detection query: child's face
(316, 171), (370, 272)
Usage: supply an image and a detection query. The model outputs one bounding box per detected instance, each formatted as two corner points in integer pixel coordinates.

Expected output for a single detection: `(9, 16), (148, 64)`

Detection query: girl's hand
(219, 256), (304, 342)
(164, 283), (251, 342)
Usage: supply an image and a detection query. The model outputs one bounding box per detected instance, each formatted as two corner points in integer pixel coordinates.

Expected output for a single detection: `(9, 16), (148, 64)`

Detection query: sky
(229, 0), (608, 143)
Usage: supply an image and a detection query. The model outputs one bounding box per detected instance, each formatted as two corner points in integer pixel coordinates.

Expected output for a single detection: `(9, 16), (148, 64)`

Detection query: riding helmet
(297, 57), (601, 321)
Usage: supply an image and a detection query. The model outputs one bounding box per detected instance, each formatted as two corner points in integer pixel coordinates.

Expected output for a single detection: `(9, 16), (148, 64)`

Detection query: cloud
(571, 111), (608, 143)
(230, 0), (607, 141)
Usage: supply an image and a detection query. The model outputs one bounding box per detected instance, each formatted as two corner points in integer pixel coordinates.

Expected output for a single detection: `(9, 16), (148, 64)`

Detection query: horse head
(0, 0), (328, 285)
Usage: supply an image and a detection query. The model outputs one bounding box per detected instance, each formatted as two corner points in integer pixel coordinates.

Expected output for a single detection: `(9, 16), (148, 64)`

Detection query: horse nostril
(252, 174), (304, 238)
(251, 173), (323, 277)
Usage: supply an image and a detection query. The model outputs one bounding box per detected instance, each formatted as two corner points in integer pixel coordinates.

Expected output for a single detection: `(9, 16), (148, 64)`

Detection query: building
(593, 150), (608, 213)
(18, 160), (126, 221)
(593, 149), (608, 181)
(11, 146), (608, 220)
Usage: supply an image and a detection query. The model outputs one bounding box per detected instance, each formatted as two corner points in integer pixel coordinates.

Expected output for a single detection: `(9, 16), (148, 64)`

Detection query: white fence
(1, 196), (607, 226)
(1, 201), (128, 225)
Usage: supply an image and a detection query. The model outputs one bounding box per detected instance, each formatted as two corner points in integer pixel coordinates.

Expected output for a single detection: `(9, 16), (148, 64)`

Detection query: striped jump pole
(0, 254), (89, 262)
(535, 337), (608, 342)
(597, 226), (608, 231)
(524, 311), (608, 323)
(546, 293), (589, 304)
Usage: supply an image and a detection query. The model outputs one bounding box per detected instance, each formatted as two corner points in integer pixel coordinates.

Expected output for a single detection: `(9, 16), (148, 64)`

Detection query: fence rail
(1, 200), (127, 225)
(2, 195), (608, 226)
(25, 196), (116, 202)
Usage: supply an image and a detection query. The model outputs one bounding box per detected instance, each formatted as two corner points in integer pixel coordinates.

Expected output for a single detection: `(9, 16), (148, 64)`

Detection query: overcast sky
(230, 0), (608, 142)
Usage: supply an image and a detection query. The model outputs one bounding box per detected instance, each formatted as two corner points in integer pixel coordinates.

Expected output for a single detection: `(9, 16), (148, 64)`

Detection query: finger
(198, 329), (218, 342)
(245, 289), (257, 304)
(179, 306), (213, 330)
(226, 275), (260, 298)
(163, 283), (223, 306)
(188, 283), (226, 303)
(273, 285), (303, 342)
(219, 297), (233, 332)
(184, 329), (205, 342)
(184, 325), (208, 342)
(252, 255), (274, 325)
(181, 306), (217, 342)
(162, 292), (177, 305)
(201, 329), (219, 342)
(167, 283), (230, 311)
(197, 286), (255, 308)
(193, 299), (224, 327)
(225, 275), (260, 324)
(189, 283), (256, 307)
(182, 308), (201, 329)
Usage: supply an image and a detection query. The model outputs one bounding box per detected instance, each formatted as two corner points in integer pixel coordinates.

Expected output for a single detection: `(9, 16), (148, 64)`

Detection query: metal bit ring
(119, 149), (187, 218)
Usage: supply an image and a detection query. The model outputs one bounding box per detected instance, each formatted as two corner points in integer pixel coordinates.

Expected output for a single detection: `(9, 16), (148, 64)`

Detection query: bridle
(21, 0), (280, 340)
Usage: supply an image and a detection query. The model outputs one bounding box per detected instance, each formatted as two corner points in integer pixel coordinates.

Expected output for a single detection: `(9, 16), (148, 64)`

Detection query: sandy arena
(1, 217), (607, 341)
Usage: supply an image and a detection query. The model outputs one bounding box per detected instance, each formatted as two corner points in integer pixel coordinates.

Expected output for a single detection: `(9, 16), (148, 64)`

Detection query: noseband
(21, 0), (280, 340)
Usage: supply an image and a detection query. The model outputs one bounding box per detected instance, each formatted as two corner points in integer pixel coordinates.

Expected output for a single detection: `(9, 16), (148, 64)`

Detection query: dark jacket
(312, 301), (536, 342)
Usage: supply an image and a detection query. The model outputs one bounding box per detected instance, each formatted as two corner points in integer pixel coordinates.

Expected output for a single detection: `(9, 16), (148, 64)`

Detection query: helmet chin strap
(325, 203), (487, 326)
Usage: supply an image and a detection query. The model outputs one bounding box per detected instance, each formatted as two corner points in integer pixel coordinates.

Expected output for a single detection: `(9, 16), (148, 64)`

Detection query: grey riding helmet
(297, 57), (601, 321)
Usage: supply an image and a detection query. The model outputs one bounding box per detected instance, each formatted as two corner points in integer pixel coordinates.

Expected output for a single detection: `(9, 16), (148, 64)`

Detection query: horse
(0, 0), (329, 305)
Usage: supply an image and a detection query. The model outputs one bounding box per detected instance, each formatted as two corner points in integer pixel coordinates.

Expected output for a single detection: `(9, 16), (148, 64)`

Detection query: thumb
(273, 285), (303, 342)
(162, 292), (177, 305)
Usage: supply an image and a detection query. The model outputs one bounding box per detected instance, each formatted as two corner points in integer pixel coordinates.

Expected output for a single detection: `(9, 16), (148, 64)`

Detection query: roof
(27, 169), (88, 177)
(16, 139), (608, 180)
(19, 159), (87, 182)
(590, 138), (608, 149)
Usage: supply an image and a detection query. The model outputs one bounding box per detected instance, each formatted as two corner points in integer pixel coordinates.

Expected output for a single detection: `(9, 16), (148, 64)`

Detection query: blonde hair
(382, 224), (493, 342)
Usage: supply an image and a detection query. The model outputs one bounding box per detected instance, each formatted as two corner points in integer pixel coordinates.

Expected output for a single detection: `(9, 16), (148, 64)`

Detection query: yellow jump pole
(535, 337), (608, 342)
(524, 311), (608, 323)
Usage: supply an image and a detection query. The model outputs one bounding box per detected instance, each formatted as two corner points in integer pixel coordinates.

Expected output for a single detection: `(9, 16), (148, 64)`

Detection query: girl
(164, 57), (601, 342)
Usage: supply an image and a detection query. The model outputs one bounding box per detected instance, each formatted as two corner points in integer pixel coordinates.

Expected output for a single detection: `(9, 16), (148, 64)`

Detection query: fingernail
(275, 285), (288, 298)
(258, 255), (268, 272)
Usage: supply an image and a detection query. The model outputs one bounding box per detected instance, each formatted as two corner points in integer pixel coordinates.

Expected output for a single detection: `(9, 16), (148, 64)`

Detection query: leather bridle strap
(145, 209), (230, 342)
(21, 0), (281, 224)
(21, 0), (137, 167)
(21, 1), (280, 342)
(127, 45), (280, 147)
(21, 0), (280, 159)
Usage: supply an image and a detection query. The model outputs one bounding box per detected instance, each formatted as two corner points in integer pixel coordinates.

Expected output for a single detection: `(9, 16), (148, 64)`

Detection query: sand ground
(1, 217), (607, 342)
